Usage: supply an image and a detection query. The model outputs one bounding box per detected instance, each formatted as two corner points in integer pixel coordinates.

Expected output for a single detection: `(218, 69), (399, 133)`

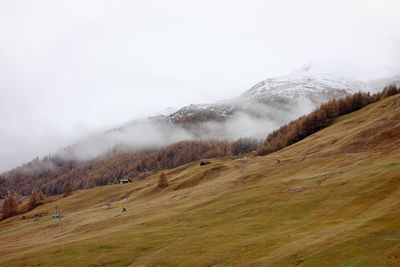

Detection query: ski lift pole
(59, 214), (64, 232)
(54, 205), (64, 232)
(241, 160), (248, 179)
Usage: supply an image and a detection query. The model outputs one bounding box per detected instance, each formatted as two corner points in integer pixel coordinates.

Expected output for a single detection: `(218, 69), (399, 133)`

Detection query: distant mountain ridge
(123, 63), (397, 128)
(59, 64), (399, 160)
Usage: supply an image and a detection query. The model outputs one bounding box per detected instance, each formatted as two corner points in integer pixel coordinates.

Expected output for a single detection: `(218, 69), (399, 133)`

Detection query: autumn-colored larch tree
(158, 172), (169, 188)
(1, 195), (18, 220)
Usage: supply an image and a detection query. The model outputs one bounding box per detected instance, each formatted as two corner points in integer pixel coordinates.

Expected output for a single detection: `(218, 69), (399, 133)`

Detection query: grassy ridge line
(0, 95), (399, 266)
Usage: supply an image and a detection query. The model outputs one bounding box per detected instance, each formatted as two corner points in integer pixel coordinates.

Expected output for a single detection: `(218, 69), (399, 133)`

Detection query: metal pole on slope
(122, 195), (129, 213)
(241, 160), (248, 179)
(54, 205), (64, 232)
(59, 212), (64, 232)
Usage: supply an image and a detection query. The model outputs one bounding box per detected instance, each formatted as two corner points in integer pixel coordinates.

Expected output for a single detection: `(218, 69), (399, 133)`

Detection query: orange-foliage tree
(1, 195), (18, 220)
(158, 172), (169, 188)
(28, 190), (45, 210)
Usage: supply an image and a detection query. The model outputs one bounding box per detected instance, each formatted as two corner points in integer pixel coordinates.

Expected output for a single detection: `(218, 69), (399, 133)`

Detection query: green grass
(1, 95), (400, 266)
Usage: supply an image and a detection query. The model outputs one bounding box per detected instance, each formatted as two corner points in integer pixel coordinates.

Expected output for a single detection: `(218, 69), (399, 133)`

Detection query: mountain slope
(1, 66), (370, 195)
(63, 66), (366, 160)
(62, 64), (399, 160)
(1, 94), (399, 266)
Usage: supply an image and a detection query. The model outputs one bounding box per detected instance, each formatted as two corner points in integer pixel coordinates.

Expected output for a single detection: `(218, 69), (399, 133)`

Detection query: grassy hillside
(0, 95), (400, 267)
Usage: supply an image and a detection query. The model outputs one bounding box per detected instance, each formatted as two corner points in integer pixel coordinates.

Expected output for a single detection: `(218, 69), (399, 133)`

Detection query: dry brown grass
(0, 95), (399, 266)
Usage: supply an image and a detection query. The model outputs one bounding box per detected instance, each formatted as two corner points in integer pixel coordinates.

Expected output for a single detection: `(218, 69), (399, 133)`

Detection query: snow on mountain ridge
(241, 63), (399, 100)
(115, 65), (376, 133)
(241, 65), (365, 101)
(58, 64), (399, 161)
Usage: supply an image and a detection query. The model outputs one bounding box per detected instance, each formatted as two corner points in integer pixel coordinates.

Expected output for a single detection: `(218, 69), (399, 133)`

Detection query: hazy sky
(0, 0), (399, 172)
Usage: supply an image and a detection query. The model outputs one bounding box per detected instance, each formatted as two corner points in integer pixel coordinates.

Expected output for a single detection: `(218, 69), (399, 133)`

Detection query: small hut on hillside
(118, 178), (133, 184)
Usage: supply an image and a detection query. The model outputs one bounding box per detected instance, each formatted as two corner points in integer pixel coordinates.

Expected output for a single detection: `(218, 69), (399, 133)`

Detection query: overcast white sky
(0, 0), (399, 172)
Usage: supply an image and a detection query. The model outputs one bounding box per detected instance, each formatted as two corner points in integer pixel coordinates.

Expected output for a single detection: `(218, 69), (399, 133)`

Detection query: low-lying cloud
(56, 96), (317, 161)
